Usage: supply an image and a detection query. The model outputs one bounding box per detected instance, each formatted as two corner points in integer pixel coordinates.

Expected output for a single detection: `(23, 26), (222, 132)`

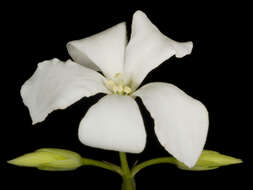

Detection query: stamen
(114, 73), (121, 78)
(107, 80), (115, 87)
(105, 73), (133, 95)
(123, 86), (132, 94)
(117, 85), (123, 92)
(112, 86), (119, 94)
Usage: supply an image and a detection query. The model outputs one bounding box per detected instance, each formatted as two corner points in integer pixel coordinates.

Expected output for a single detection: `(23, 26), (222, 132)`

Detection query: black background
(1, 1), (250, 189)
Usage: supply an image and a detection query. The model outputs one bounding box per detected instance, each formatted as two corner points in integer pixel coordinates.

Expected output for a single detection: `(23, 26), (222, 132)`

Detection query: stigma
(105, 73), (132, 95)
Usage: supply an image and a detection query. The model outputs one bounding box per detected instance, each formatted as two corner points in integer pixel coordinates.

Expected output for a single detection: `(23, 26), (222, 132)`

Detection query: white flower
(21, 10), (208, 168)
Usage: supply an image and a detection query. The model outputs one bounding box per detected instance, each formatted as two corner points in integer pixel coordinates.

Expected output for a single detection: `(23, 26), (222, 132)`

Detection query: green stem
(119, 152), (136, 190)
(131, 157), (176, 177)
(82, 158), (122, 175)
(119, 152), (131, 176)
(121, 178), (136, 190)
(83, 154), (176, 190)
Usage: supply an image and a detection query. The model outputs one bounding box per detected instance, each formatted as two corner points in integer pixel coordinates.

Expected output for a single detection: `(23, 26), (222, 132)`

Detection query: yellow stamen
(112, 86), (119, 94)
(114, 73), (121, 78)
(106, 73), (132, 95)
(117, 85), (123, 92)
(123, 86), (132, 94)
(107, 80), (115, 87)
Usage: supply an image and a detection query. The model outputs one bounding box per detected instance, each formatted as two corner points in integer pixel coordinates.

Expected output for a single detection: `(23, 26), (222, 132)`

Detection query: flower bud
(8, 148), (83, 171)
(176, 150), (242, 171)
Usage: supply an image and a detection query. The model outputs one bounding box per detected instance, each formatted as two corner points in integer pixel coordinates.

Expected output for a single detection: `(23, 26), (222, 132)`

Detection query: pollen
(106, 73), (132, 95)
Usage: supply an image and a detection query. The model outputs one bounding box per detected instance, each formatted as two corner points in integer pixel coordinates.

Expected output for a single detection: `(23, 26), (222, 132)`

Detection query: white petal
(21, 58), (109, 124)
(67, 22), (127, 78)
(78, 94), (146, 153)
(125, 11), (193, 89)
(134, 82), (208, 167)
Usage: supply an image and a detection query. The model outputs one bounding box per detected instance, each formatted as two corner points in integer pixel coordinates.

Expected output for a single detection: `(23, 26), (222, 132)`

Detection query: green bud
(8, 148), (83, 171)
(176, 150), (243, 171)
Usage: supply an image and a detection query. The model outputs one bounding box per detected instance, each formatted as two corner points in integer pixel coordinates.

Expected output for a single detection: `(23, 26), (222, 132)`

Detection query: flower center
(105, 73), (132, 95)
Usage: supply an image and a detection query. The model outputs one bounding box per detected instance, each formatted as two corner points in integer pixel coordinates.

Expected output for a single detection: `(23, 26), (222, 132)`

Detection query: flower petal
(134, 82), (208, 167)
(21, 58), (109, 124)
(125, 11), (193, 89)
(78, 94), (146, 153)
(67, 22), (127, 78)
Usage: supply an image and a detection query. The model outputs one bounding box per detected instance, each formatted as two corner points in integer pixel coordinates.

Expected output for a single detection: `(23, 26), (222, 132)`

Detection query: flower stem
(119, 152), (136, 190)
(82, 158), (122, 175)
(131, 157), (176, 177)
(83, 154), (176, 190)
(119, 152), (131, 176)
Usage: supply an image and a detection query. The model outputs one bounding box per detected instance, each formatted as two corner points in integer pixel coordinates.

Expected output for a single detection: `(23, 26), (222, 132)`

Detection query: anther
(123, 86), (132, 94)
